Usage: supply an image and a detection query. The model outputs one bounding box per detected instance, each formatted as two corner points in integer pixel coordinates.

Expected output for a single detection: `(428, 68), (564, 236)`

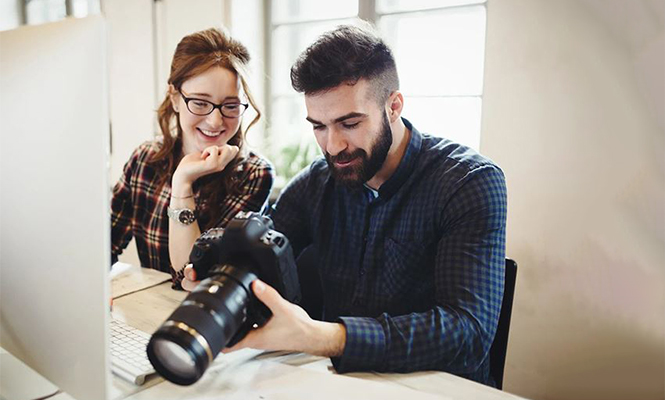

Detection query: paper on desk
(111, 262), (171, 298)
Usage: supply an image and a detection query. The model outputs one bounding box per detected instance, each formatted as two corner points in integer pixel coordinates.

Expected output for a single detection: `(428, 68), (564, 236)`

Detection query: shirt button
(359, 269), (365, 276)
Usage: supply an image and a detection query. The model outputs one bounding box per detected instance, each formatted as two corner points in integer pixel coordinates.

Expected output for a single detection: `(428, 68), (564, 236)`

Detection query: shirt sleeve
(212, 156), (275, 228)
(110, 147), (142, 265)
(332, 165), (507, 377)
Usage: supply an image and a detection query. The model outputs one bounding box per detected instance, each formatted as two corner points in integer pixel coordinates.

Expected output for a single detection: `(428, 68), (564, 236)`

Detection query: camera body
(147, 211), (301, 385)
(190, 211), (300, 306)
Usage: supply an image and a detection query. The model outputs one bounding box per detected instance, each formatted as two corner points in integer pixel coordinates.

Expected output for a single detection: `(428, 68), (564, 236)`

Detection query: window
(266, 0), (487, 185)
(0, 0), (101, 31)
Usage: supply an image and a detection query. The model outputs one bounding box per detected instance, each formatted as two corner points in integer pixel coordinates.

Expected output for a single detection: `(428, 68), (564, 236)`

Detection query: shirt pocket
(382, 237), (428, 300)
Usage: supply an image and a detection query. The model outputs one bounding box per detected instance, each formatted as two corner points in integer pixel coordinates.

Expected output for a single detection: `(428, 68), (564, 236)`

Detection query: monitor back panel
(0, 16), (111, 400)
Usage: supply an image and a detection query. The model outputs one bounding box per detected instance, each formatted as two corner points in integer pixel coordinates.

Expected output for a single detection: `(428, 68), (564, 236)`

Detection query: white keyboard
(110, 318), (157, 385)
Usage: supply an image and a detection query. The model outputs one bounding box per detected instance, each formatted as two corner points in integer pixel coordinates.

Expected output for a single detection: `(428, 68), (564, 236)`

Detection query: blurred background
(1, 1), (663, 399)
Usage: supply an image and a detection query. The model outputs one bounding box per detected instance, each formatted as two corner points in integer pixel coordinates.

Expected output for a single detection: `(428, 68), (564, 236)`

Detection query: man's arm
(333, 165), (507, 376)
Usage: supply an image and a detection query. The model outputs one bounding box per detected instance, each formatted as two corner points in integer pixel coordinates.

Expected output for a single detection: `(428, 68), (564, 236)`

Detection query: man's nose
(326, 128), (347, 157)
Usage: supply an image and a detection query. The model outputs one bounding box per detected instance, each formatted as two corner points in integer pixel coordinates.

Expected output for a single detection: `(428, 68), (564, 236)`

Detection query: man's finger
(252, 280), (285, 313)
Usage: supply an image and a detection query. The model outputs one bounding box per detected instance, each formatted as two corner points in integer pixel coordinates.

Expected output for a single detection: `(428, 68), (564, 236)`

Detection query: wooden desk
(110, 265), (528, 400)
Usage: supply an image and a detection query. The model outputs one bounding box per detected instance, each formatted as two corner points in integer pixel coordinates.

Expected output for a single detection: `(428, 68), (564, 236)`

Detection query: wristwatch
(167, 207), (196, 225)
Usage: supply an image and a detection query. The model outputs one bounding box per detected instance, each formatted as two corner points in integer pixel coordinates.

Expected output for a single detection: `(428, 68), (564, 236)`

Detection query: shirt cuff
(331, 316), (386, 373)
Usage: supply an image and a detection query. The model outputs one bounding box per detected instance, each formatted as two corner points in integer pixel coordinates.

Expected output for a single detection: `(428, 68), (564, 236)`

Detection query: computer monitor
(0, 16), (111, 400)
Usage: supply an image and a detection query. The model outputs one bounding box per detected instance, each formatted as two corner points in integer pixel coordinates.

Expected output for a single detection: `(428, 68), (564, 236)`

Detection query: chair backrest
(489, 258), (518, 389)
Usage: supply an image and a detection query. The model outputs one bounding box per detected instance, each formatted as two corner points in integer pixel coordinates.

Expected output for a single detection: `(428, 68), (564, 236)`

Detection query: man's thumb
(252, 280), (280, 311)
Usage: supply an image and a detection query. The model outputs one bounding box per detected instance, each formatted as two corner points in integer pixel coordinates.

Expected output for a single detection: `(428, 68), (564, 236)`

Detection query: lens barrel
(147, 265), (257, 385)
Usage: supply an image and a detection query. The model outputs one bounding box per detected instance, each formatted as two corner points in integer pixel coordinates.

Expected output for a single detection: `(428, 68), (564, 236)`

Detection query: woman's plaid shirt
(111, 142), (274, 286)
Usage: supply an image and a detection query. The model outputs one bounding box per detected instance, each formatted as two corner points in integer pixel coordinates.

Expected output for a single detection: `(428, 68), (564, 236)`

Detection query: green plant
(273, 140), (320, 184)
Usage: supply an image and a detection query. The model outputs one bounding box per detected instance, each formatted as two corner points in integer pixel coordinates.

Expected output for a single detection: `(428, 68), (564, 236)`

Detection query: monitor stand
(0, 347), (75, 400)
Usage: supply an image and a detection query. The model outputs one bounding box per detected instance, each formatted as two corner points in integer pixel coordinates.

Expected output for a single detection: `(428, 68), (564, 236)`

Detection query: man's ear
(386, 91), (404, 123)
(168, 84), (180, 113)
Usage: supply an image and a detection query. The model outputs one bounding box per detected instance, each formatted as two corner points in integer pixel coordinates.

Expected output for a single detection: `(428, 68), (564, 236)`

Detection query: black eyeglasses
(179, 90), (249, 118)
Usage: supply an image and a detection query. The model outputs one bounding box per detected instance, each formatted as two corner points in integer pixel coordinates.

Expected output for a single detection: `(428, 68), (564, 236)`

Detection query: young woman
(111, 28), (273, 288)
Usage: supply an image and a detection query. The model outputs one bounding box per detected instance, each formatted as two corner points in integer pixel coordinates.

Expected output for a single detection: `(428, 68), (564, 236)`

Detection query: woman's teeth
(199, 128), (221, 137)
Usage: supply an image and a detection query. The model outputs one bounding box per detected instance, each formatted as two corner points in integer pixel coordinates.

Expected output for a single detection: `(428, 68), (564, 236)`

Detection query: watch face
(178, 209), (195, 224)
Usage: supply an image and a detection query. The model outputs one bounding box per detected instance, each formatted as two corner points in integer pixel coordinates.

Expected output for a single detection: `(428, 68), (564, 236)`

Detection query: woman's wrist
(171, 174), (194, 198)
(171, 192), (194, 200)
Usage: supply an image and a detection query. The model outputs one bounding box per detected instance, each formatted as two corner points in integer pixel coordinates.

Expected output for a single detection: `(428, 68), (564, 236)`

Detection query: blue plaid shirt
(270, 119), (507, 385)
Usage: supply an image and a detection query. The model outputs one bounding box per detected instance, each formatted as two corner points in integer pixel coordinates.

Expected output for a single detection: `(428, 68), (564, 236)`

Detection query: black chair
(489, 258), (518, 390)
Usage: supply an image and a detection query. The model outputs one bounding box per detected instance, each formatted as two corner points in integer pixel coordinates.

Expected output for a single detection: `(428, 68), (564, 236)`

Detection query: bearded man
(185, 24), (507, 387)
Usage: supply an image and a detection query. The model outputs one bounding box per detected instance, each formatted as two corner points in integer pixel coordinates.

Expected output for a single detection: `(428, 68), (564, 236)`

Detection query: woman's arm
(168, 145), (239, 275)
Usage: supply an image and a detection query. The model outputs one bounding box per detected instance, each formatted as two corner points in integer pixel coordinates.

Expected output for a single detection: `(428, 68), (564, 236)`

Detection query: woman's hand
(172, 145), (239, 194)
(182, 265), (200, 292)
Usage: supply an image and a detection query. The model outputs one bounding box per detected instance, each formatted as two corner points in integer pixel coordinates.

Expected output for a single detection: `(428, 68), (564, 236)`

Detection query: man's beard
(325, 113), (393, 189)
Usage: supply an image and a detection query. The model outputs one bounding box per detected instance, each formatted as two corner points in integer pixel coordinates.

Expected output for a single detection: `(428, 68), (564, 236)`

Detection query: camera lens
(150, 338), (197, 379)
(147, 265), (257, 385)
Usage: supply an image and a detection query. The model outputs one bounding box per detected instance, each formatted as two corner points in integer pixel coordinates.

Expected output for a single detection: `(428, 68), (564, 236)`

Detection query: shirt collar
(375, 117), (422, 199)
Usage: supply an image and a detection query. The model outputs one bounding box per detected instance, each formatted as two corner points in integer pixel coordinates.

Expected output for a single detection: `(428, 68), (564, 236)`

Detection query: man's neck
(366, 118), (410, 190)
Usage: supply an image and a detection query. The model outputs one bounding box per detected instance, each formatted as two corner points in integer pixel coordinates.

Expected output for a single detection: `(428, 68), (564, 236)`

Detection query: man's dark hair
(290, 24), (399, 104)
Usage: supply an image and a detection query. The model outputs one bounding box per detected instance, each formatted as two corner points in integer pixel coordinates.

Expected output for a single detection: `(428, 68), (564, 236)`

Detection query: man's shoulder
(306, 157), (331, 177)
(290, 157), (330, 186)
(277, 157), (330, 203)
(418, 134), (503, 179)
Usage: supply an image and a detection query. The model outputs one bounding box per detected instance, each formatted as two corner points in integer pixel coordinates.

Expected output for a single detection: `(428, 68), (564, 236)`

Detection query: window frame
(264, 0), (487, 183)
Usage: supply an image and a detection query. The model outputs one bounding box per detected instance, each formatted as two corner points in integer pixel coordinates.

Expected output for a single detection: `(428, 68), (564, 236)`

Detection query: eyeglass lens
(186, 99), (246, 117)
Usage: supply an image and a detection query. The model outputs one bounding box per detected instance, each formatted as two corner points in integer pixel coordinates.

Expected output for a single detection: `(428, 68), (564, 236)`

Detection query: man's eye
(342, 122), (359, 129)
(312, 125), (325, 131)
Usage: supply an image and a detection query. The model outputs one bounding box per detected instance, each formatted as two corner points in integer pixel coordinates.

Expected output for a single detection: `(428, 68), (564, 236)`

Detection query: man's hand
(225, 279), (347, 358)
(183, 266), (346, 357)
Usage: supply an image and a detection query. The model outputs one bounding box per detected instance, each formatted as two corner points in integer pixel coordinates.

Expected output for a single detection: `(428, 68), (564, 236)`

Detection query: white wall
(105, 0), (156, 183)
(154, 0), (228, 101)
(481, 1), (665, 399)
(228, 0), (267, 151)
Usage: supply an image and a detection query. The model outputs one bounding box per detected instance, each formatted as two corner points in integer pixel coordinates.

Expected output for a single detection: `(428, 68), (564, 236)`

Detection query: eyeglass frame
(178, 89), (249, 118)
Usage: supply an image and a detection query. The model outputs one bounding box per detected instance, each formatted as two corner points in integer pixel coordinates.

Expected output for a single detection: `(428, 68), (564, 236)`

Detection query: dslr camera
(146, 211), (301, 385)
